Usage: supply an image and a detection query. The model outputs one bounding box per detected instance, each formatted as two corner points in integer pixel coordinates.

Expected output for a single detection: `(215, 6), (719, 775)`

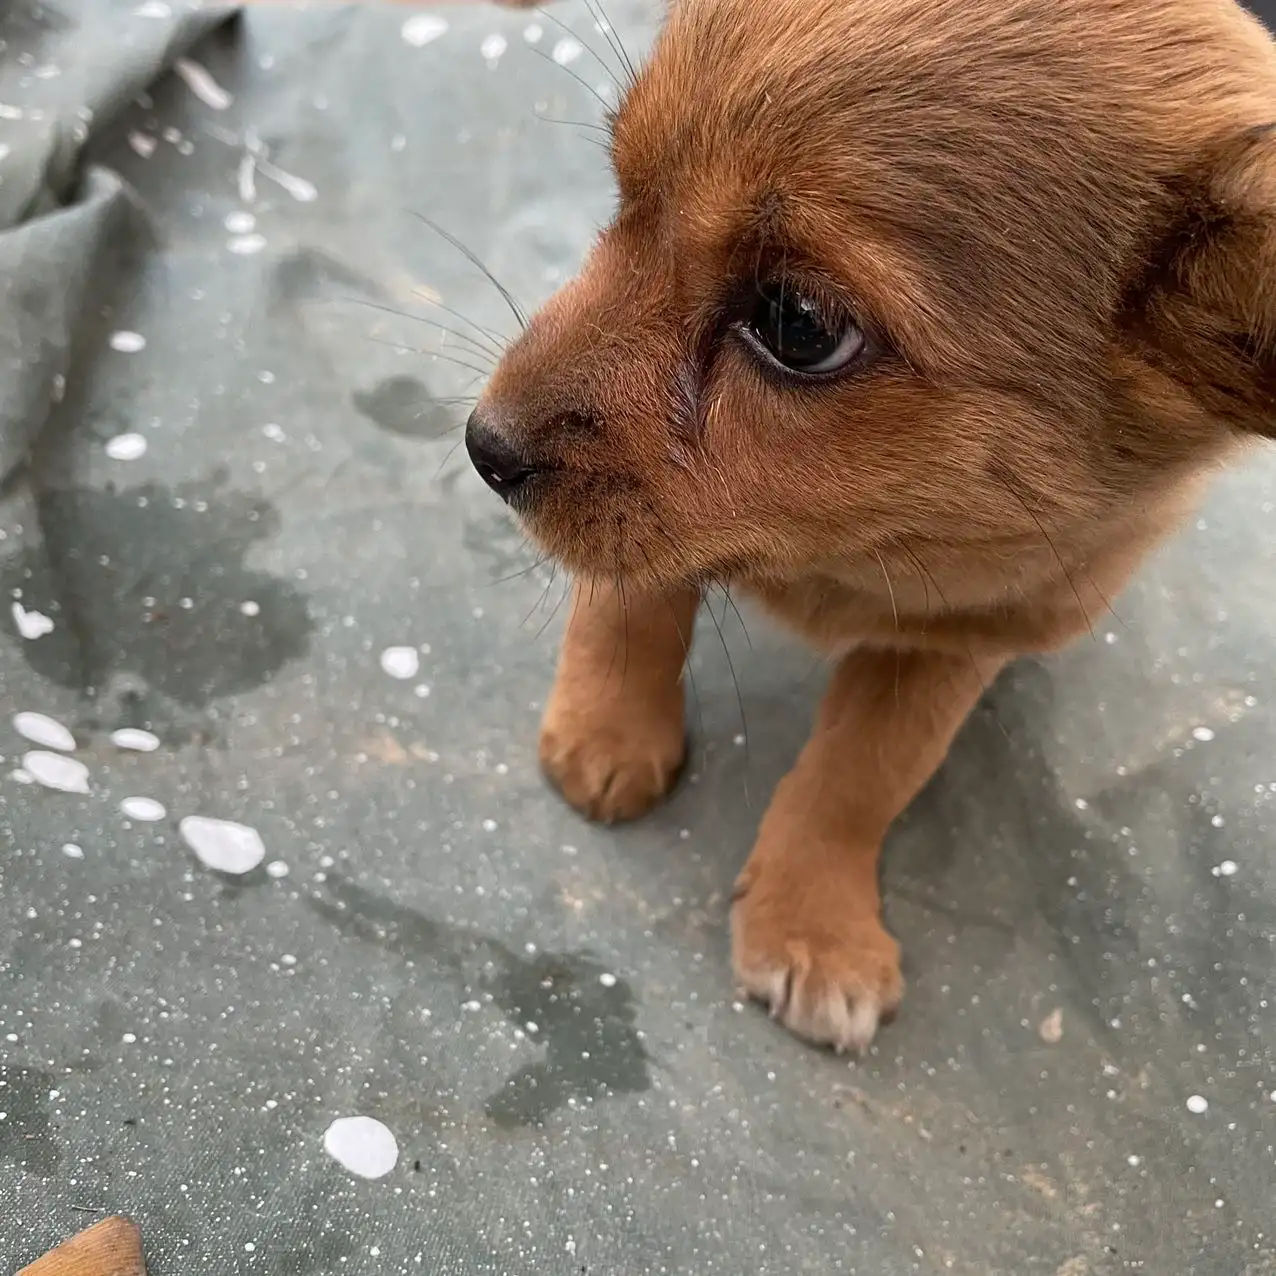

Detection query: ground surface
(2, 3), (1275, 1273)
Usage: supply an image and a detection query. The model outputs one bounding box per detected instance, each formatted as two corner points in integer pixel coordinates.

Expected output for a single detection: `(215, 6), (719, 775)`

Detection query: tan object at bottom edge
(18, 1217), (147, 1276)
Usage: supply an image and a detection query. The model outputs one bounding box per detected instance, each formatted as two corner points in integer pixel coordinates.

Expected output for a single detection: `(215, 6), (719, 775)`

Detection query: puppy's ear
(1130, 126), (1276, 438)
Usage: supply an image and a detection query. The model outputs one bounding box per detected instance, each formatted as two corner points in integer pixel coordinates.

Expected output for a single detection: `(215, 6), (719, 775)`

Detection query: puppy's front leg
(732, 646), (1006, 1052)
(540, 579), (699, 823)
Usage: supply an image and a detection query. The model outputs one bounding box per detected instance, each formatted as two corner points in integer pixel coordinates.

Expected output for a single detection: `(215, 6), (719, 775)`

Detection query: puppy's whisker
(534, 5), (625, 91)
(527, 45), (616, 116)
(579, 0), (638, 88)
(341, 297), (498, 365)
(700, 584), (751, 808)
(411, 295), (509, 362)
(355, 332), (493, 381)
(872, 548), (900, 633)
(407, 211), (528, 332)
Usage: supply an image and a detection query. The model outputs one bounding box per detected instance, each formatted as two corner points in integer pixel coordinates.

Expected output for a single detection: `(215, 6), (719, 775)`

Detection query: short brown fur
(471, 0), (1276, 1050)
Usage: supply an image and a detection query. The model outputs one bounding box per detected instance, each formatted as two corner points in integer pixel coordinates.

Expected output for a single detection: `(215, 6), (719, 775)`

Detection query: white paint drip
(224, 210), (256, 234)
(481, 33), (508, 66)
(62, 843), (84, 859)
(380, 647), (420, 680)
(180, 816), (266, 875)
(401, 14), (448, 47)
(1186, 1094), (1209, 1114)
(228, 234), (267, 256)
(551, 37), (584, 66)
(1192, 726), (1216, 743)
(111, 728), (160, 753)
(23, 751), (90, 794)
(324, 1115), (399, 1179)
(121, 796), (167, 822)
(128, 131), (157, 158)
(105, 433), (148, 461)
(174, 58), (233, 111)
(256, 158), (316, 203)
(12, 603), (54, 640)
(109, 331), (146, 353)
(13, 713), (76, 752)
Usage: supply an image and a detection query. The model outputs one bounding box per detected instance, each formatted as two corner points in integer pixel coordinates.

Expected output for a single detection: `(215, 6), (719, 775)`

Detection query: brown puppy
(466, 0), (1276, 1052)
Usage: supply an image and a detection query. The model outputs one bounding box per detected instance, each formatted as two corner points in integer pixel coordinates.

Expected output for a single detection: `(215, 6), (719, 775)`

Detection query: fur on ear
(1128, 124), (1276, 437)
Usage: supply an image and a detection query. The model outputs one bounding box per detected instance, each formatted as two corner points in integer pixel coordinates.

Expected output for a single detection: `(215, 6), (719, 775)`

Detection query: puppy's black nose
(465, 409), (541, 501)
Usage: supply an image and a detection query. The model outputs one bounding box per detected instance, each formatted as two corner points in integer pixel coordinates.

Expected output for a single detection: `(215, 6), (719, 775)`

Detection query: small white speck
(111, 728), (160, 753)
(241, 600), (261, 617)
(481, 33), (508, 64)
(732, 733), (746, 747)
(262, 422), (286, 443)
(1074, 797), (1089, 811)
(105, 433), (148, 461)
(122, 1032), (137, 1044)
(1186, 1094), (1209, 1114)
(12, 603), (54, 640)
(265, 860), (290, 879)
(23, 751), (90, 794)
(121, 796), (166, 822)
(109, 331), (146, 353)
(523, 22), (543, 42)
(1210, 814), (1225, 828)
(413, 684), (431, 699)
(1127, 1155), (1141, 1167)
(552, 36), (583, 65)
(401, 13), (448, 46)
(256, 158), (317, 203)
(525, 1021), (539, 1034)
(1037, 1007), (1064, 1044)
(380, 647), (420, 680)
(1192, 726), (1215, 743)
(225, 210), (256, 234)
(280, 954), (297, 966)
(482, 818), (498, 833)
(133, 0), (171, 15)
(244, 1244), (255, 1254)
(1212, 860), (1238, 878)
(13, 712), (76, 753)
(599, 972), (617, 988)
(228, 233), (267, 256)
(128, 131), (157, 158)
(462, 1000), (482, 1012)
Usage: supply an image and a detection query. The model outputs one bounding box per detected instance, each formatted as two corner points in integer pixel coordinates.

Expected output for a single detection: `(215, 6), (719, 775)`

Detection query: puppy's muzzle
(464, 406), (550, 504)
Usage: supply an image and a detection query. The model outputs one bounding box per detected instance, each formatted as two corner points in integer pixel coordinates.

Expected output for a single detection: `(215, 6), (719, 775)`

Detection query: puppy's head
(467, 0), (1276, 596)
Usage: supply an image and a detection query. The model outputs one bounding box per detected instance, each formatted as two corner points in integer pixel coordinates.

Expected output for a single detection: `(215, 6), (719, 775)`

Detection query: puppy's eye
(741, 281), (865, 376)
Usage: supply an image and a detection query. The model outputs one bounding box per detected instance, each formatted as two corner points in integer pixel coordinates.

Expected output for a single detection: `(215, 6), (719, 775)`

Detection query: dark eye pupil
(755, 284), (840, 369)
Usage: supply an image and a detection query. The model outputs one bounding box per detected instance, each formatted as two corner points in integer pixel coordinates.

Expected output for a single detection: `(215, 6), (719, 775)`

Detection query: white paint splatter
(174, 58), (233, 110)
(133, 0), (171, 16)
(128, 131), (157, 158)
(380, 647), (420, 680)
(62, 843), (84, 859)
(257, 158), (317, 203)
(10, 769), (34, 785)
(0, 144), (11, 162)
(0, 105), (24, 121)
(1038, 1007), (1064, 1044)
(401, 13), (448, 46)
(262, 423), (286, 443)
(224, 210), (256, 234)
(111, 728), (160, 753)
(180, 816), (266, 875)
(1212, 860), (1239, 878)
(237, 153), (257, 203)
(23, 751), (90, 794)
(227, 234), (267, 256)
(105, 433), (148, 461)
(481, 818), (497, 833)
(12, 603), (54, 640)
(121, 796), (167, 822)
(266, 860), (290, 879)
(323, 1116), (399, 1179)
(599, 972), (617, 989)
(1192, 726), (1215, 743)
(481, 33), (508, 65)
(109, 331), (146, 354)
(240, 600), (261, 617)
(551, 37), (584, 66)
(1186, 1094), (1209, 1114)
(13, 713), (76, 753)
(523, 22), (544, 43)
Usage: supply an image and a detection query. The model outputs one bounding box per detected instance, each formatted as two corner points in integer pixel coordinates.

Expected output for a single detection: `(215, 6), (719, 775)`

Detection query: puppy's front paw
(539, 697), (685, 824)
(731, 853), (903, 1054)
